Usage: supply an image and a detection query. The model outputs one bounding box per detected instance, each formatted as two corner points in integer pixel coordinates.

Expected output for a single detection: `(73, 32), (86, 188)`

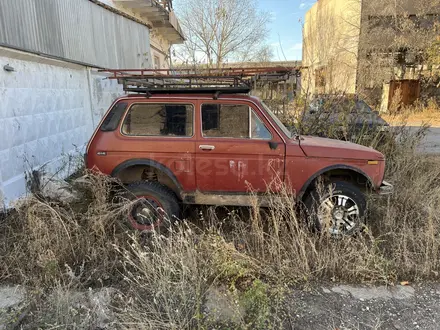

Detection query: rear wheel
(125, 181), (180, 232)
(305, 181), (367, 236)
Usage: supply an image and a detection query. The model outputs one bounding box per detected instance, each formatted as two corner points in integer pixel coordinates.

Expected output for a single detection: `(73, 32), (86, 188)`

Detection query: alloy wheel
(317, 194), (361, 235)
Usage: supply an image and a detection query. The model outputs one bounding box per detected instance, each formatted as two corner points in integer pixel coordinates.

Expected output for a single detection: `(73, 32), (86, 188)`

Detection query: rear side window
(122, 103), (194, 137)
(100, 102), (128, 131)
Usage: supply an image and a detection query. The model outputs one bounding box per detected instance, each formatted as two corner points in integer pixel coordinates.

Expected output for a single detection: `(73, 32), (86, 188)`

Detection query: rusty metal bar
(97, 66), (300, 94)
(99, 66), (300, 77)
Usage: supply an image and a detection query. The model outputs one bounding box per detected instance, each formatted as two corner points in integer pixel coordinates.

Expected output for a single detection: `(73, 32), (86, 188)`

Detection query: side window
(100, 102), (128, 131)
(202, 104), (249, 138)
(251, 110), (272, 140)
(201, 104), (271, 140)
(122, 104), (193, 137)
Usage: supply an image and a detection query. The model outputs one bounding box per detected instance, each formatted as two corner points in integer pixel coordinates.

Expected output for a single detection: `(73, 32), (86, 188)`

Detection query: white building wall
(0, 47), (123, 206)
(88, 70), (124, 127)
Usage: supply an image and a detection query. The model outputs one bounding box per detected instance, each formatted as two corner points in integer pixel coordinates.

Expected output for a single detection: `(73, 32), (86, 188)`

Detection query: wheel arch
(111, 159), (183, 199)
(298, 164), (374, 201)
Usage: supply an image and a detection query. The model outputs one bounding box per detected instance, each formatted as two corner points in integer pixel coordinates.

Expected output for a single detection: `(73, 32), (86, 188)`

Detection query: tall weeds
(0, 173), (130, 287)
(1, 116), (440, 328)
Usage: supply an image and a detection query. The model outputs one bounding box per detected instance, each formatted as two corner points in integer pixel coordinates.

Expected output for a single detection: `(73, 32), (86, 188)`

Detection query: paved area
(418, 126), (440, 154)
(399, 126), (440, 154)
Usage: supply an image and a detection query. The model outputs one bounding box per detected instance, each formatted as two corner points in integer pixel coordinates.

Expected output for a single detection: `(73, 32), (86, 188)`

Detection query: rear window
(122, 103), (194, 137)
(100, 102), (128, 131)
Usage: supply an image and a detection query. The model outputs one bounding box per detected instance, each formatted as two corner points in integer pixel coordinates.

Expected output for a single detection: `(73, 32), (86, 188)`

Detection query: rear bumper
(378, 181), (393, 195)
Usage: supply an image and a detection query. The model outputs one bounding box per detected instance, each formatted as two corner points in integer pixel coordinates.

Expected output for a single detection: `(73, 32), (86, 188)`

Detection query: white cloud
(299, 1), (315, 9)
(290, 43), (303, 51)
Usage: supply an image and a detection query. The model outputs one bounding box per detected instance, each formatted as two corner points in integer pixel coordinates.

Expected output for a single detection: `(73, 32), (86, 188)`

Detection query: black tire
(124, 181), (180, 232)
(304, 181), (367, 236)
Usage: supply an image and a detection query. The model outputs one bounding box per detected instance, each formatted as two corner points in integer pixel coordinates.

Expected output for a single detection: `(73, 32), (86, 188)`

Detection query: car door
(195, 100), (285, 193)
(113, 99), (197, 191)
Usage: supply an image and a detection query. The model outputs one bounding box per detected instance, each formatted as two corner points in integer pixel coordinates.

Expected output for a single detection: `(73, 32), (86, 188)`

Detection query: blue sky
(258, 0), (316, 61)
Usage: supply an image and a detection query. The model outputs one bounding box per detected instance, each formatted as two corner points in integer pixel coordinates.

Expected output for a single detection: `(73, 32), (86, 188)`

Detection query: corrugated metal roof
(0, 0), (152, 68)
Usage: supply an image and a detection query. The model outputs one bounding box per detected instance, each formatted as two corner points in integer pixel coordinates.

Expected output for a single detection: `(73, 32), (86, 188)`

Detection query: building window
(122, 104), (193, 137)
(154, 55), (161, 70)
(367, 15), (396, 30)
(315, 68), (326, 89)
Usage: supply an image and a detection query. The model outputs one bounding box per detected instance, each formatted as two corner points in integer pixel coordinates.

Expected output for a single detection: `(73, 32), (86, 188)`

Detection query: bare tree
(426, 36), (440, 65)
(252, 45), (274, 63)
(173, 0), (270, 68)
(232, 44), (274, 64)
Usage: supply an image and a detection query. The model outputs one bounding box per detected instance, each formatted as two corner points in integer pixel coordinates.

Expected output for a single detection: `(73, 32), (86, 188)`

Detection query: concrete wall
(0, 47), (123, 206)
(356, 0), (440, 105)
(302, 0), (362, 96)
(362, 0), (440, 16)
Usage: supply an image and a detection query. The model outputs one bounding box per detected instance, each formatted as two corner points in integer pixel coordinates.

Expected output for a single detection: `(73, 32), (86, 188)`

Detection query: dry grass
(0, 173), (131, 287)
(383, 99), (440, 127)
(1, 117), (440, 328)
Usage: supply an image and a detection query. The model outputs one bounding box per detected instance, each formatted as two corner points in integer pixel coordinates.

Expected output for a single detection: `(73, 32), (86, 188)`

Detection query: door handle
(268, 141), (279, 150)
(199, 145), (215, 150)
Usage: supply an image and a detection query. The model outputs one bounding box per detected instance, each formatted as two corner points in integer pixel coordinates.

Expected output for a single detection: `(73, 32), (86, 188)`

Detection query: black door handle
(268, 141), (279, 150)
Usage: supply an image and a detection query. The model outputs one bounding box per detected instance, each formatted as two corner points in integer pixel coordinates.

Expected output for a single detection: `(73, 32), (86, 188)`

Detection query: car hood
(297, 136), (384, 160)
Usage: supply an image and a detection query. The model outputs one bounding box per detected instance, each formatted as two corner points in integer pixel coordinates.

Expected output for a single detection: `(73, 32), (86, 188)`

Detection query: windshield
(310, 98), (373, 114)
(355, 100), (373, 113)
(260, 101), (293, 139)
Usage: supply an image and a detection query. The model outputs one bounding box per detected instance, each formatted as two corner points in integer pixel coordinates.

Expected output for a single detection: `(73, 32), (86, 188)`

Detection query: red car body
(86, 94), (388, 206)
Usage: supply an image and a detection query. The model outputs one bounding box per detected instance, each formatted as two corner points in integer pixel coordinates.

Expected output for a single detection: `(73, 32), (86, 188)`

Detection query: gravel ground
(2, 283), (440, 329)
(286, 283), (440, 330)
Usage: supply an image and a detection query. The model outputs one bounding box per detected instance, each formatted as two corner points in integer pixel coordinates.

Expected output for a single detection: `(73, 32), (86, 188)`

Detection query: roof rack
(99, 67), (299, 95)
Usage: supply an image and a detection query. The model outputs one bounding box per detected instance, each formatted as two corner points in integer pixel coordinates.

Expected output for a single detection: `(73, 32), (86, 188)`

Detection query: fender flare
(297, 164), (374, 200)
(111, 158), (183, 193)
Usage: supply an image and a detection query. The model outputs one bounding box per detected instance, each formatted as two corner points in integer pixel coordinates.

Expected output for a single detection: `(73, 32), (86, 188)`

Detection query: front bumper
(379, 181), (394, 195)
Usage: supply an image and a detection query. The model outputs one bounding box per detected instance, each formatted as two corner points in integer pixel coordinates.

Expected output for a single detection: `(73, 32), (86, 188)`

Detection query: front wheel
(124, 181), (180, 232)
(304, 181), (367, 236)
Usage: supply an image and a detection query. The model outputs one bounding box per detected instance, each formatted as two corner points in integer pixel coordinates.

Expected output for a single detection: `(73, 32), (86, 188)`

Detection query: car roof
(117, 94), (261, 101)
